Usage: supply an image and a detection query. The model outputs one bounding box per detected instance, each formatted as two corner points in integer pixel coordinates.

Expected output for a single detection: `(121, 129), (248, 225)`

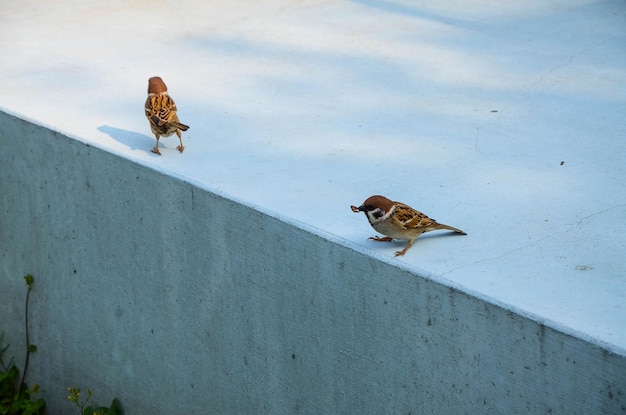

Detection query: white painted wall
(1, 111), (624, 414)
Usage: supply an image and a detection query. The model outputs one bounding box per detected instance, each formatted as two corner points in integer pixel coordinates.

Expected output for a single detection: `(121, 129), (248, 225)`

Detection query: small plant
(2, 275), (124, 414)
(0, 275), (45, 415)
(67, 387), (123, 415)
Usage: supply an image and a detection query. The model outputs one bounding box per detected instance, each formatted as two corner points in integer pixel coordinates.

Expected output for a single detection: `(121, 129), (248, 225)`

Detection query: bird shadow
(97, 125), (155, 155)
(372, 230), (466, 245)
(418, 230), (467, 240)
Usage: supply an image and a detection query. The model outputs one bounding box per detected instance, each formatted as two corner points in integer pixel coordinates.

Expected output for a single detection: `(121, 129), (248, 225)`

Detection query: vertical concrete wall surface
(1, 112), (625, 414)
(2, 0), (626, 414)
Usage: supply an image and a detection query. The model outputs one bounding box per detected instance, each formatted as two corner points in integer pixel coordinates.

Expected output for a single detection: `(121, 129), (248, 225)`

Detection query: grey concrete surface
(1, 111), (625, 414)
(1, 1), (625, 353)
(2, 0), (626, 413)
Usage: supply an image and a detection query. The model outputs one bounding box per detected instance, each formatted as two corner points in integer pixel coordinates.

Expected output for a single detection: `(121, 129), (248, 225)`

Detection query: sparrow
(351, 195), (466, 256)
(144, 76), (189, 155)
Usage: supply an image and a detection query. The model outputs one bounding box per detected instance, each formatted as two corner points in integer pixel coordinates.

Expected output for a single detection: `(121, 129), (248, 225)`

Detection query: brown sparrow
(351, 195), (466, 256)
(144, 76), (189, 155)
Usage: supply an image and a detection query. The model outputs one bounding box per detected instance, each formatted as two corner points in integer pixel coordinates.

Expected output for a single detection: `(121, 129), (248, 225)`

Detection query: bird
(144, 76), (189, 155)
(351, 195), (466, 256)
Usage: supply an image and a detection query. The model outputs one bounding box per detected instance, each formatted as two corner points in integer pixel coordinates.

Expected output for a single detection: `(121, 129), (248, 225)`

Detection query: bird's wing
(145, 94), (178, 125)
(392, 202), (437, 230)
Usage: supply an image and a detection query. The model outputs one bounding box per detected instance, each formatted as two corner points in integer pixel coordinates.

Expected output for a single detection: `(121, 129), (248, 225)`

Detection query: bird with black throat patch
(144, 76), (189, 155)
(351, 195), (466, 256)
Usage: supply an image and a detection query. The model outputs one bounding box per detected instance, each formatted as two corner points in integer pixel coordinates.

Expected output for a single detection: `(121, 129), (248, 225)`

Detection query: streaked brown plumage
(144, 76), (189, 155)
(351, 195), (466, 256)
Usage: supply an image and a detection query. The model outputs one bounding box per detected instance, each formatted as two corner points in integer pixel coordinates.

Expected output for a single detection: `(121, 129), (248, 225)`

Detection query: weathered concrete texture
(1, 113), (625, 413)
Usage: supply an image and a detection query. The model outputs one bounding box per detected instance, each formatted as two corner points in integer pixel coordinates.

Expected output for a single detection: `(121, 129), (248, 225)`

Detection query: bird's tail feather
(437, 224), (467, 235)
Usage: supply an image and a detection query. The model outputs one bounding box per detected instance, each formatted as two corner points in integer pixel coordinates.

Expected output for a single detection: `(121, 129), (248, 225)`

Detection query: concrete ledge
(2, 111), (624, 413)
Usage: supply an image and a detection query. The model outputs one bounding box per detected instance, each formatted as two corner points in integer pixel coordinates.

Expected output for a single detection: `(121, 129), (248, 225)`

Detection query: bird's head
(148, 76), (168, 95)
(352, 195), (395, 223)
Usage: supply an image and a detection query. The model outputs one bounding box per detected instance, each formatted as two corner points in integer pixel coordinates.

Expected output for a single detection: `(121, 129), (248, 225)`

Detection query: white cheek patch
(367, 207), (395, 223)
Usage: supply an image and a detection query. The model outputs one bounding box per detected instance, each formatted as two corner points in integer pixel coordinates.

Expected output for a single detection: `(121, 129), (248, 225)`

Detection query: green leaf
(108, 398), (123, 415)
(23, 274), (34, 286)
(86, 407), (108, 415)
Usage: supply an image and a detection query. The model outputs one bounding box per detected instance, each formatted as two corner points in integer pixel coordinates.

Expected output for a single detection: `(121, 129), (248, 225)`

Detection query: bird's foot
(151, 147), (162, 156)
(394, 241), (414, 257)
(369, 236), (394, 243)
(177, 145), (185, 153)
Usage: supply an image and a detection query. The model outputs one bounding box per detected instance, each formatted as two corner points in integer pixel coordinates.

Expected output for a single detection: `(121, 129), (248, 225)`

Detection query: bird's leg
(369, 236), (394, 242)
(176, 130), (185, 153)
(394, 240), (414, 257)
(151, 136), (162, 155)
